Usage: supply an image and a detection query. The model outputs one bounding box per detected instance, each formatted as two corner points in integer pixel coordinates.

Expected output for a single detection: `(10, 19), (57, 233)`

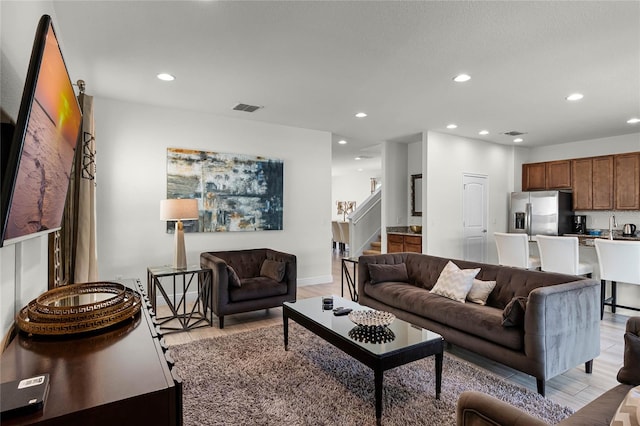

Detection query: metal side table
(147, 265), (213, 333)
(341, 257), (358, 302)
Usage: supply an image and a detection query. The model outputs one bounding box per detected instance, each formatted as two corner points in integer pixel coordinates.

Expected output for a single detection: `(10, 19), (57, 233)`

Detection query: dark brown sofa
(200, 248), (296, 328)
(357, 252), (601, 395)
(457, 316), (640, 426)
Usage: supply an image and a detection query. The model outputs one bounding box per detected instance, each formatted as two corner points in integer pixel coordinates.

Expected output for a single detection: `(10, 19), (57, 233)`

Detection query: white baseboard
(297, 275), (333, 287)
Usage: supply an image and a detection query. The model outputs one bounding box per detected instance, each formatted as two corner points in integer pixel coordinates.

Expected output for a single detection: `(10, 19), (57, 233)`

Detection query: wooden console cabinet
(0, 279), (182, 426)
(387, 233), (422, 253)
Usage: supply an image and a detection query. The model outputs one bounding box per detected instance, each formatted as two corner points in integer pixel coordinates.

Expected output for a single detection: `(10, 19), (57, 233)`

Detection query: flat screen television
(1, 15), (82, 247)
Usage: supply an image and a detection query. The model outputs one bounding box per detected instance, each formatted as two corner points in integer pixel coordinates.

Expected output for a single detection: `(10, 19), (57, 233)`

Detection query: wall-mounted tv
(1, 15), (82, 247)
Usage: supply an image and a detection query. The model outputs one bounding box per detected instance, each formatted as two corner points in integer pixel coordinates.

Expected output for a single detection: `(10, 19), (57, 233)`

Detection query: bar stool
(536, 235), (594, 277)
(594, 239), (640, 319)
(494, 232), (541, 269)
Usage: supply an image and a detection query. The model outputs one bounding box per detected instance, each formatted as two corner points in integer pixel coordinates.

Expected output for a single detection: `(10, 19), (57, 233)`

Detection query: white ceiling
(48, 1), (640, 175)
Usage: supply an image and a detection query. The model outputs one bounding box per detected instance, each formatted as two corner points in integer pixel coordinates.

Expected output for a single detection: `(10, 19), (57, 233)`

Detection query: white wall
(95, 97), (333, 286)
(381, 141), (408, 251)
(425, 131), (514, 263)
(0, 0), (57, 337)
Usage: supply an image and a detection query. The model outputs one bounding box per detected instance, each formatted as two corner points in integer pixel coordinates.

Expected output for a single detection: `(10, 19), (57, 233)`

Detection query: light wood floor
(161, 250), (630, 412)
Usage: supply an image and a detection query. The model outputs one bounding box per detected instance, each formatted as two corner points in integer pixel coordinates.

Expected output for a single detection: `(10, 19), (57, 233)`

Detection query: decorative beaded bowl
(348, 310), (395, 327)
(348, 325), (396, 344)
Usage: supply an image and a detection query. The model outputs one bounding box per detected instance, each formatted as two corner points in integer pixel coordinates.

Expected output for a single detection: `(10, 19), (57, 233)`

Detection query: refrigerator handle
(526, 203), (532, 237)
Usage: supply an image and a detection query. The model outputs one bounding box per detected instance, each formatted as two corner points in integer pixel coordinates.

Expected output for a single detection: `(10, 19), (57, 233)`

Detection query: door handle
(482, 230), (487, 233)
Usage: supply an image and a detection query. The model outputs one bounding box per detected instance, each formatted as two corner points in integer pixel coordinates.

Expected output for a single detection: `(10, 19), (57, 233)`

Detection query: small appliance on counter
(572, 215), (587, 234)
(623, 224), (637, 237)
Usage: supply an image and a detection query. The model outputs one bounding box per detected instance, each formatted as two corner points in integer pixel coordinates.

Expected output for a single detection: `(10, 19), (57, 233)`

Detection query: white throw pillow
(430, 261), (480, 303)
(610, 385), (640, 426)
(467, 279), (497, 305)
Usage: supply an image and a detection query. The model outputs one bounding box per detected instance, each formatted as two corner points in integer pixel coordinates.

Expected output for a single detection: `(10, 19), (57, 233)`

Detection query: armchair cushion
(260, 259), (286, 282)
(229, 277), (288, 303)
(227, 265), (242, 288)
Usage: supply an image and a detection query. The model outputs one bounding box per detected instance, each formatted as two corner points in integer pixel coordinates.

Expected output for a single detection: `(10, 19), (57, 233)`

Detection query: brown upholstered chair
(200, 248), (297, 328)
(456, 316), (640, 426)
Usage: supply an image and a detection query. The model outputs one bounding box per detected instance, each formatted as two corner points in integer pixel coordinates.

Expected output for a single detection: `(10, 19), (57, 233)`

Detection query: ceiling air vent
(503, 131), (527, 136)
(233, 103), (262, 113)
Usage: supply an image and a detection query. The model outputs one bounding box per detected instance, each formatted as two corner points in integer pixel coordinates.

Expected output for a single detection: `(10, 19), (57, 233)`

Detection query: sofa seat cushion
(229, 277), (288, 302)
(365, 282), (524, 351)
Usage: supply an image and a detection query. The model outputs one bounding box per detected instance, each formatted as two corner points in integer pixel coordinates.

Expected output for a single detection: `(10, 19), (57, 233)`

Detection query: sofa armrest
(524, 279), (601, 379)
(200, 253), (230, 312)
(456, 391), (549, 426)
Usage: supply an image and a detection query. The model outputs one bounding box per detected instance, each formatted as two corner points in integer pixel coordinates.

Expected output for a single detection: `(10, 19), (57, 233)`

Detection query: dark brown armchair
(200, 248), (297, 328)
(456, 316), (640, 426)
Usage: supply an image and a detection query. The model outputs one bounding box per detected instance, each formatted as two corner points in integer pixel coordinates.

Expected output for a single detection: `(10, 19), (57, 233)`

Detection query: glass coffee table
(283, 296), (443, 425)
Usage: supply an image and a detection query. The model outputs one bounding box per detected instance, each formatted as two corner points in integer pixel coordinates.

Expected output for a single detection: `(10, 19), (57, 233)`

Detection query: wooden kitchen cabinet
(573, 156), (614, 210)
(522, 162), (546, 190)
(593, 155), (614, 210)
(387, 234), (404, 253)
(545, 160), (572, 189)
(614, 152), (640, 210)
(572, 157), (593, 210)
(387, 233), (422, 253)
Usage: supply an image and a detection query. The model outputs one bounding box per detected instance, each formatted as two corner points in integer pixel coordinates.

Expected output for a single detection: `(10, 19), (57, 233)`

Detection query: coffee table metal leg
(435, 351), (443, 399)
(374, 368), (383, 425)
(283, 315), (289, 351)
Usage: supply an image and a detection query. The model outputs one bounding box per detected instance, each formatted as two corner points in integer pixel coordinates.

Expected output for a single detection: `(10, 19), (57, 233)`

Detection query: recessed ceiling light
(453, 74), (471, 83)
(338, 139), (347, 145)
(355, 112), (367, 118)
(566, 93), (584, 101)
(157, 73), (175, 81)
(446, 124), (458, 129)
(627, 118), (640, 124)
(354, 156), (362, 161)
(478, 130), (489, 136)
(513, 138), (524, 143)
(357, 168), (364, 172)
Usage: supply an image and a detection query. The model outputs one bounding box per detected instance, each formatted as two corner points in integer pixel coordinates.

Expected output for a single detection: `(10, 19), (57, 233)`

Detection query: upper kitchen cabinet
(523, 160), (571, 190)
(522, 162), (546, 190)
(572, 156), (613, 210)
(614, 152), (640, 210)
(545, 160), (572, 189)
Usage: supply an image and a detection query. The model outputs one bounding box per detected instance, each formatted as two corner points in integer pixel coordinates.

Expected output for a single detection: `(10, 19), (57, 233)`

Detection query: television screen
(1, 15), (82, 247)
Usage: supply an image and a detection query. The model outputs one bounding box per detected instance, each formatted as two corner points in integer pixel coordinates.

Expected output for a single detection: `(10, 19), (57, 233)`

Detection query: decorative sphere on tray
(348, 310), (395, 327)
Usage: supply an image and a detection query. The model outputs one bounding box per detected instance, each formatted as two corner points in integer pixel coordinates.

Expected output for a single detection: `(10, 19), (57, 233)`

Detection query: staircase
(362, 236), (381, 255)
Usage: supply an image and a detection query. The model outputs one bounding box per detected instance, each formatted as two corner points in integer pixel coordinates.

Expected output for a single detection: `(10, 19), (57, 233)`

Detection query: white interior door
(463, 174), (488, 262)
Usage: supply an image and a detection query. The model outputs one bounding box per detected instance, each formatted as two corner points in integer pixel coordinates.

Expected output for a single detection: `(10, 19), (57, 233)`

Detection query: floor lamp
(160, 199), (199, 269)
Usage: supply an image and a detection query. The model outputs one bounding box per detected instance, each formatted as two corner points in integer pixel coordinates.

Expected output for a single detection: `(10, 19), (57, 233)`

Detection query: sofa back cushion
(392, 253), (584, 310)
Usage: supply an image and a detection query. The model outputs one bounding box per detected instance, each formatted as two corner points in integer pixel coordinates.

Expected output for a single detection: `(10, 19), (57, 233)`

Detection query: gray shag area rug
(171, 323), (573, 425)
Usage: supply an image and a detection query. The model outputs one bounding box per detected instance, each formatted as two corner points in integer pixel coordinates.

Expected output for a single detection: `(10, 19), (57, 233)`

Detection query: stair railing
(348, 188), (382, 257)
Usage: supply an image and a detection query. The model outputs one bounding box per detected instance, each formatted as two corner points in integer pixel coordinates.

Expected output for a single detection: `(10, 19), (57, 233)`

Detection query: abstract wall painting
(166, 148), (283, 233)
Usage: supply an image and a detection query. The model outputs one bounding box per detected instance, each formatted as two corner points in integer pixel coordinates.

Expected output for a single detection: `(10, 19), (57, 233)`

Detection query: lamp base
(173, 220), (187, 269)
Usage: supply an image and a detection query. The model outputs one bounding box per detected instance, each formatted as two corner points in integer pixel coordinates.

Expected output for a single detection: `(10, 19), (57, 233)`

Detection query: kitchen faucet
(609, 214), (617, 240)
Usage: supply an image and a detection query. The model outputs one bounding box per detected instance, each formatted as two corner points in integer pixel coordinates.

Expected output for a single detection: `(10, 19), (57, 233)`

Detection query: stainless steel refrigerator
(509, 191), (573, 241)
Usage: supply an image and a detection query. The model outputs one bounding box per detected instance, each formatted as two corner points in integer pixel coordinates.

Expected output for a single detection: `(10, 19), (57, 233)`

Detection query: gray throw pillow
(368, 263), (409, 284)
(260, 259), (286, 282)
(502, 296), (527, 327)
(227, 265), (242, 288)
(617, 332), (640, 385)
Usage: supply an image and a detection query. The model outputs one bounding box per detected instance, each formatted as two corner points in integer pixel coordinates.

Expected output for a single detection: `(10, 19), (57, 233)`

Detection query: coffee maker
(572, 215), (587, 234)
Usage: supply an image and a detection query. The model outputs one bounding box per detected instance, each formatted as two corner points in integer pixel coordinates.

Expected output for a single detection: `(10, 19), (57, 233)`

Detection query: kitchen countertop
(387, 226), (423, 236)
(564, 232), (640, 246)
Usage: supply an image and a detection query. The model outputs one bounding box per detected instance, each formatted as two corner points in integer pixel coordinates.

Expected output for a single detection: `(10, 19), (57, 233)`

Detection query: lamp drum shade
(160, 199), (199, 221)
